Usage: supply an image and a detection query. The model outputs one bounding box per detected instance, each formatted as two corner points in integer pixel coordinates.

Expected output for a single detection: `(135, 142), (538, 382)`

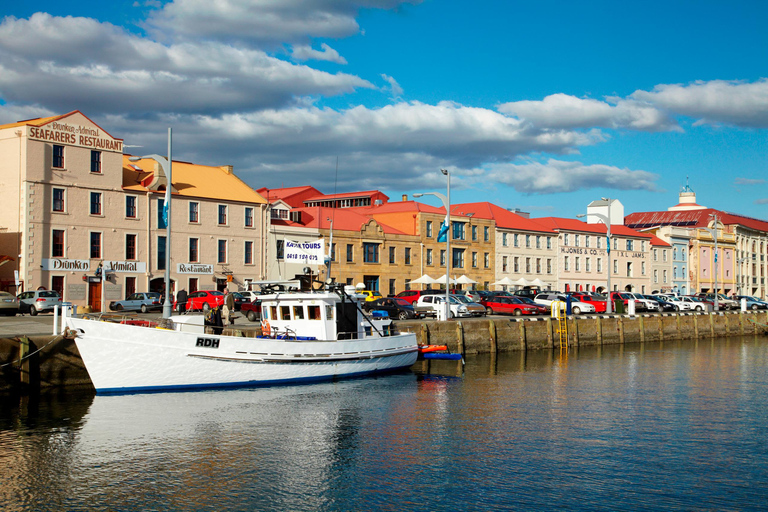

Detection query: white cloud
(498, 93), (679, 132)
(381, 74), (403, 99)
(735, 177), (765, 185)
(146, 0), (423, 48)
(291, 43), (348, 64)
(630, 79), (768, 128)
(479, 159), (660, 194)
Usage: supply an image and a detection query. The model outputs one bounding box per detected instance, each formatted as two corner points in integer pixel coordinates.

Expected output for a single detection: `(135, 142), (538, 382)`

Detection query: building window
(547, 237), (552, 249)
(276, 240), (284, 260)
(484, 253), (490, 268)
(597, 237), (602, 249)
(90, 192), (102, 215)
(514, 234), (519, 247)
(564, 234), (569, 246)
(405, 247), (411, 265)
(502, 256), (508, 273)
(525, 257), (531, 273)
(189, 202), (199, 223)
(575, 235), (580, 247)
(426, 221), (433, 238)
(472, 225), (478, 241)
(245, 241), (253, 265)
(452, 248), (464, 269)
(585, 258), (590, 272)
(364, 243), (379, 263)
(90, 232), (102, 259)
(218, 239), (227, 263)
(346, 244), (354, 262)
(536, 236), (541, 249)
(189, 238), (199, 262)
(440, 250), (446, 267)
(663, 250), (667, 262)
(218, 205), (228, 225)
(547, 259), (552, 274)
(157, 236), (166, 270)
(613, 259), (617, 274)
(91, 150), (102, 173)
(472, 251), (477, 268)
(245, 207), (254, 228)
(52, 188), (65, 212)
(514, 257), (519, 273)
(525, 235), (531, 248)
(654, 269), (658, 283)
(663, 269), (668, 283)
(626, 262), (632, 277)
(126, 196), (137, 218)
(189, 277), (199, 293)
(389, 246), (396, 264)
(52, 229), (65, 257)
(53, 145), (64, 168)
(452, 222), (465, 241)
(597, 258), (602, 273)
(484, 226), (489, 242)
(426, 248), (433, 266)
(126, 234), (137, 260)
(389, 279), (397, 296)
(575, 257), (580, 272)
(641, 262), (646, 275)
(564, 256), (569, 271)
(585, 236), (590, 248)
(536, 258), (542, 273)
(503, 233), (508, 247)
(626, 240), (634, 251)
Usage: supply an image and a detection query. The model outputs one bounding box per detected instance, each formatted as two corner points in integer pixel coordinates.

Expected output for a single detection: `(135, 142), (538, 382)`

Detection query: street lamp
(702, 213), (719, 310)
(414, 168), (451, 321)
(129, 127), (173, 319)
(577, 197), (612, 314)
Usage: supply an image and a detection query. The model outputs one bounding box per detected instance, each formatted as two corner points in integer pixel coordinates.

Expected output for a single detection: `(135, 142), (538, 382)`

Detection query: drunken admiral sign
(284, 239), (324, 265)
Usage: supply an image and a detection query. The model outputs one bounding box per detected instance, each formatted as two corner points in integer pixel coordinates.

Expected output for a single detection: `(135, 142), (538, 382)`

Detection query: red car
(185, 290), (225, 312)
(568, 292), (608, 313)
(481, 295), (547, 316)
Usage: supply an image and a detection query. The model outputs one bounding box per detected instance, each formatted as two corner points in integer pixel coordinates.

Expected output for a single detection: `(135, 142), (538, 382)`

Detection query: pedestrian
(225, 288), (236, 326)
(177, 288), (188, 313)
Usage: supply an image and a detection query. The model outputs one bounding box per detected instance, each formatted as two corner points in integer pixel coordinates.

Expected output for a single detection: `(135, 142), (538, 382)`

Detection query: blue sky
(1, 0), (766, 220)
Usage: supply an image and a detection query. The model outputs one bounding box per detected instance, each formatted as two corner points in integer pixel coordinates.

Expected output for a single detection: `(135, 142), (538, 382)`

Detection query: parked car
(513, 288), (544, 300)
(481, 295), (547, 316)
(682, 296), (709, 311)
(627, 292), (658, 312)
(415, 294), (471, 318)
(237, 290), (261, 302)
(568, 292), (608, 313)
(694, 293), (736, 310)
(363, 297), (420, 320)
(110, 292), (162, 313)
(394, 289), (432, 305)
(609, 292), (647, 312)
(451, 294), (486, 317)
(665, 296), (695, 311)
(733, 295), (768, 310)
(17, 290), (62, 315)
(241, 299), (262, 322)
(0, 291), (19, 316)
(646, 295), (678, 312)
(534, 293), (596, 314)
(186, 290), (225, 312)
(461, 290), (484, 302)
(358, 290), (383, 302)
(230, 292), (249, 311)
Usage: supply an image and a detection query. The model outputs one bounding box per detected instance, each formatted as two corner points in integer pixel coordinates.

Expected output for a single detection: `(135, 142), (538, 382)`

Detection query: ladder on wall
(551, 300), (568, 349)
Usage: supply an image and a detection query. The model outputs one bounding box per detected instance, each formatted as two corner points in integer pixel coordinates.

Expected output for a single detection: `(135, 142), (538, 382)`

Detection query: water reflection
(2, 337), (768, 511)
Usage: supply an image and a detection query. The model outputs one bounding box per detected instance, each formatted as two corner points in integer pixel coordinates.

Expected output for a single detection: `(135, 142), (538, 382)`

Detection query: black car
(362, 297), (418, 320)
(647, 295), (678, 312)
(230, 292), (249, 311)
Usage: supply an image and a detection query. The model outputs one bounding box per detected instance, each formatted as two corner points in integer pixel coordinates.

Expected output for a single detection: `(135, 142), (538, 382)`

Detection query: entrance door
(88, 282), (102, 312)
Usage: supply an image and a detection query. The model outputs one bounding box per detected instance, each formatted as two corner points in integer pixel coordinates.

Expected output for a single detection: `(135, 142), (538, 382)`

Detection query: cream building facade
(0, 111), (268, 311)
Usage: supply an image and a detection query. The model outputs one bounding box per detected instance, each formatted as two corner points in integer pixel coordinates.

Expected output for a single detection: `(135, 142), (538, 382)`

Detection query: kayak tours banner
(285, 239), (324, 265)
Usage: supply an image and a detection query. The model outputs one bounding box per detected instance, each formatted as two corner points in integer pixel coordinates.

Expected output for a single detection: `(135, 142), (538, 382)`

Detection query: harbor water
(2, 336), (768, 511)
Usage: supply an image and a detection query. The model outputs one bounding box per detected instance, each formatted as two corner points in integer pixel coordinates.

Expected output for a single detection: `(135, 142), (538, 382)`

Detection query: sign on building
(284, 239), (325, 265)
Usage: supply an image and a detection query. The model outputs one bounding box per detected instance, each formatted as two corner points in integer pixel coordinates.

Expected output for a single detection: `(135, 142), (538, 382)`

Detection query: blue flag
(162, 198), (169, 226)
(437, 220), (449, 243)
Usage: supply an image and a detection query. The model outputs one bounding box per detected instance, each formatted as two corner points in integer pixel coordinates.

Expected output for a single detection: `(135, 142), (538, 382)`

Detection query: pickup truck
(240, 299), (262, 322)
(415, 294), (471, 318)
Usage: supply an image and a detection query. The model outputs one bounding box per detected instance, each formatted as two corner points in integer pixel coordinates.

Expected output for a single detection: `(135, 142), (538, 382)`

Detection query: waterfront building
(0, 111), (267, 311)
(452, 202), (556, 291)
(625, 185), (761, 297)
(648, 234), (673, 294)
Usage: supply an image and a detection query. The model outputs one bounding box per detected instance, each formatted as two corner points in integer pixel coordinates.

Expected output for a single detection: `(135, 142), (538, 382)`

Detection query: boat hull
(66, 317), (418, 394)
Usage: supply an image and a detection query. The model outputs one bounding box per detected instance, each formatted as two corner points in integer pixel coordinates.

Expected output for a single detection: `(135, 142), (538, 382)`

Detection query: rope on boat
(0, 328), (77, 368)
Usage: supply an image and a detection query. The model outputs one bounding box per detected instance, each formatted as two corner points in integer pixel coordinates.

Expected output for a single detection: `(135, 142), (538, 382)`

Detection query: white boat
(64, 286), (418, 394)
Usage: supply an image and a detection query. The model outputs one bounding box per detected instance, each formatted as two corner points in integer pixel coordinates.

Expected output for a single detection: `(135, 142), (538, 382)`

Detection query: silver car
(0, 291), (19, 316)
(17, 290), (62, 315)
(451, 294), (486, 316)
(110, 292), (163, 313)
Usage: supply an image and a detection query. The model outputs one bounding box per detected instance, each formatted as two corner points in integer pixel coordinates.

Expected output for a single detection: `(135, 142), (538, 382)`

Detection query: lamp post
(129, 128), (173, 319)
(414, 168), (451, 320)
(702, 213), (719, 310)
(577, 197), (612, 314)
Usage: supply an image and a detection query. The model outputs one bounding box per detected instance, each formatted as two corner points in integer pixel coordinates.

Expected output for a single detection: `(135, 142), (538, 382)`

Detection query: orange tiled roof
(534, 217), (652, 238)
(451, 202), (556, 233)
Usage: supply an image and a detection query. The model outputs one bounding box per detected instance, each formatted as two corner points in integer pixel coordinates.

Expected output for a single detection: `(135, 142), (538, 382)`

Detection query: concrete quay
(1, 310), (767, 393)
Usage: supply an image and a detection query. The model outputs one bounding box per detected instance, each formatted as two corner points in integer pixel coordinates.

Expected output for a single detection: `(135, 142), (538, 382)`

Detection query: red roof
(534, 217), (652, 238)
(625, 208), (768, 233)
(291, 207), (410, 235)
(648, 234), (671, 247)
(451, 202), (556, 233)
(256, 186), (321, 208)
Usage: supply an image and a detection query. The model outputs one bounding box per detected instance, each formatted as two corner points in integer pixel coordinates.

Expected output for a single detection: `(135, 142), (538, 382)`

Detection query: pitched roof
(648, 234), (671, 247)
(256, 186), (321, 208)
(451, 202), (556, 233)
(0, 110), (122, 142)
(124, 155), (266, 204)
(625, 208), (768, 233)
(534, 217), (652, 238)
(293, 207), (410, 235)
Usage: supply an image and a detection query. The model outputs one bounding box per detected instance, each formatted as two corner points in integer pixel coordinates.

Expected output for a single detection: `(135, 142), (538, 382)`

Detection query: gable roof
(293, 207), (410, 235)
(625, 208), (768, 233)
(0, 110), (122, 142)
(534, 217), (652, 238)
(451, 202), (556, 233)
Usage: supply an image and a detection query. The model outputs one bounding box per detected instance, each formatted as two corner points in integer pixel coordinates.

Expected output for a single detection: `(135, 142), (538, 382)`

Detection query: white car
(534, 293), (596, 315)
(416, 294), (471, 318)
(664, 296), (693, 311)
(627, 292), (659, 312)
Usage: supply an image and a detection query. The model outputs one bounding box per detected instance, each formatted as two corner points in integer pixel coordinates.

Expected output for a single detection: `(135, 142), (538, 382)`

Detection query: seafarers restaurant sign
(28, 121), (123, 152)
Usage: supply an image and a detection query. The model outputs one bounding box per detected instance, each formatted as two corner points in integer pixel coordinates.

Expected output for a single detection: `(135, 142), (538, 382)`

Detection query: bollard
(53, 305), (59, 335)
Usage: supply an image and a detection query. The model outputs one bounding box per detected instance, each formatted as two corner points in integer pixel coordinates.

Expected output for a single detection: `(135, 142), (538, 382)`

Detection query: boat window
(293, 306), (305, 319)
(280, 305), (291, 320)
(308, 305), (321, 320)
(270, 306), (278, 321)
(261, 306), (269, 320)
(325, 305), (333, 320)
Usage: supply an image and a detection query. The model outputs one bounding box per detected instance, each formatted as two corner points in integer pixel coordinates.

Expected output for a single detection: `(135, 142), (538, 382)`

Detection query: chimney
(402, 194), (408, 201)
(220, 165), (234, 174)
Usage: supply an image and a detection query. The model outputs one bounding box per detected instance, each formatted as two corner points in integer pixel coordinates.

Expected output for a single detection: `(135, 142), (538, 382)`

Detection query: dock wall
(1, 311), (767, 392)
